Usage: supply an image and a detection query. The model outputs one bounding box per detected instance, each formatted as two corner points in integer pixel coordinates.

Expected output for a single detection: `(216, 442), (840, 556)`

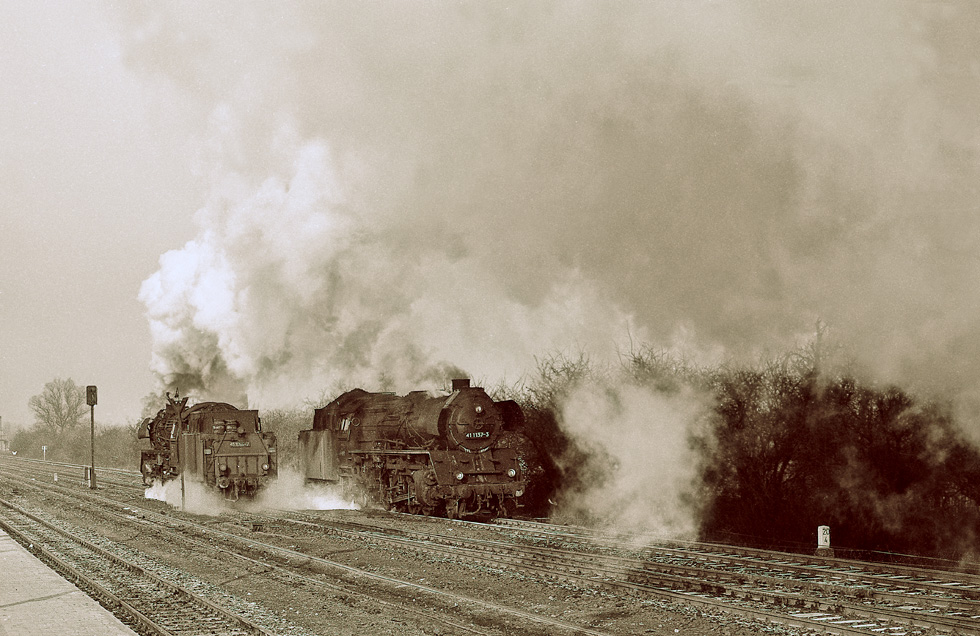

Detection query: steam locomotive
(298, 379), (526, 518)
(137, 392), (278, 499)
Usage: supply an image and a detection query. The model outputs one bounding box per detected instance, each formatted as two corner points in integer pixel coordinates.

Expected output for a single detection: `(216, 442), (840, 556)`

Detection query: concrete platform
(0, 529), (138, 635)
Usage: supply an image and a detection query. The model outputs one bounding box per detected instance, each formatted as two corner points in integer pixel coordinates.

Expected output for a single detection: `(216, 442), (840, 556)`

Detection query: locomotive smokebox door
(299, 429), (338, 481)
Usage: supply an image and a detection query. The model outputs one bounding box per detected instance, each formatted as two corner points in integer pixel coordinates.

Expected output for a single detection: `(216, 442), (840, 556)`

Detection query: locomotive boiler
(298, 379), (526, 518)
(137, 392), (277, 499)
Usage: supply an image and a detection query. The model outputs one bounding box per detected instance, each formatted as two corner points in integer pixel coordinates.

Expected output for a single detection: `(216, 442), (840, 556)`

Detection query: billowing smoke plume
(126, 0), (980, 520)
(139, 128), (637, 404)
(129, 5), (980, 411)
(556, 381), (708, 536)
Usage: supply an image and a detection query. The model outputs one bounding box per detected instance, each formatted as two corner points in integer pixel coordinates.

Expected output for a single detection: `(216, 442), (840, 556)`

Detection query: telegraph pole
(86, 385), (97, 489)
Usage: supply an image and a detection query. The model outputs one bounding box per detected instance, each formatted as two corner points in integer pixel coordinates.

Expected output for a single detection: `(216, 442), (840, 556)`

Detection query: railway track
(5, 455), (142, 478)
(0, 462), (610, 636)
(268, 510), (980, 636)
(491, 517), (980, 602)
(494, 516), (980, 582)
(0, 497), (277, 636)
(6, 457), (980, 635)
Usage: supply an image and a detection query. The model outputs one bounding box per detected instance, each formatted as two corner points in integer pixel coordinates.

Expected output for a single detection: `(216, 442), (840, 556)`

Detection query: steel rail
(0, 497), (277, 636)
(10, 457), (979, 634)
(0, 468), (612, 636)
(494, 517), (980, 585)
(0, 513), (173, 636)
(275, 511), (980, 636)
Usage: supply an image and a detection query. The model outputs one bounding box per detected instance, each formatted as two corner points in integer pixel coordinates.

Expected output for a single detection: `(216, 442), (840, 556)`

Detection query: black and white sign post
(86, 385), (97, 489)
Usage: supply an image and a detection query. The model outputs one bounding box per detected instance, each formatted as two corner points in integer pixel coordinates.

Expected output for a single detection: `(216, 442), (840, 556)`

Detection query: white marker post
(815, 525), (834, 557)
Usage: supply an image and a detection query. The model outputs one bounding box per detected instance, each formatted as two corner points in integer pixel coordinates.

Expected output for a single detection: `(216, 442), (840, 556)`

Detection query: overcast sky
(2, 3), (979, 433)
(1, 2), (205, 426)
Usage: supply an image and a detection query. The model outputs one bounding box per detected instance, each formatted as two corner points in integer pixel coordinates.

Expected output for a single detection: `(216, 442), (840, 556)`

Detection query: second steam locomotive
(299, 379), (525, 518)
(137, 392), (278, 499)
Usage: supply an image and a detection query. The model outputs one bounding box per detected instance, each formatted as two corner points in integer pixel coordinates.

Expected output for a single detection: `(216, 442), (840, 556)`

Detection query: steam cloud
(557, 382), (707, 536)
(139, 133), (634, 404)
(127, 5), (980, 528)
(145, 469), (360, 514)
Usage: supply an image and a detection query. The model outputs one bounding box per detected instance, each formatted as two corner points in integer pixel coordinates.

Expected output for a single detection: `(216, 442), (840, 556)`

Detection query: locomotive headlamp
(261, 463), (269, 471)
(475, 405), (483, 414)
(455, 472), (465, 481)
(507, 468), (517, 478)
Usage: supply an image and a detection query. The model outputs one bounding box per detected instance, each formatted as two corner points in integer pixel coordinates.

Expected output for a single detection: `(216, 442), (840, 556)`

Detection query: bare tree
(28, 378), (86, 433)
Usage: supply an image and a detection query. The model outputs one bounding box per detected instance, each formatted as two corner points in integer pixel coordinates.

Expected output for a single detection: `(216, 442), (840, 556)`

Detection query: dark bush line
(505, 347), (980, 562)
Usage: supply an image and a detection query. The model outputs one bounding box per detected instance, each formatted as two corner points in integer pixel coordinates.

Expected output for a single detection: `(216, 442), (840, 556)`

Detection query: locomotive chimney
(451, 379), (471, 391)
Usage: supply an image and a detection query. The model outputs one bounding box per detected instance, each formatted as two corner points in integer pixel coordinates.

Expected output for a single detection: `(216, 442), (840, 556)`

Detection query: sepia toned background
(2, 2), (979, 436)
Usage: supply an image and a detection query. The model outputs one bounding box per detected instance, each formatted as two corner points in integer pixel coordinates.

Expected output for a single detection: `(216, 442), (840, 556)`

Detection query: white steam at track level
(144, 470), (360, 515)
(131, 5), (980, 432)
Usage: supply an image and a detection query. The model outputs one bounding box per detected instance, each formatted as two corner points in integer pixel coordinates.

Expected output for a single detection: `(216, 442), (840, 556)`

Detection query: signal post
(86, 385), (97, 489)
